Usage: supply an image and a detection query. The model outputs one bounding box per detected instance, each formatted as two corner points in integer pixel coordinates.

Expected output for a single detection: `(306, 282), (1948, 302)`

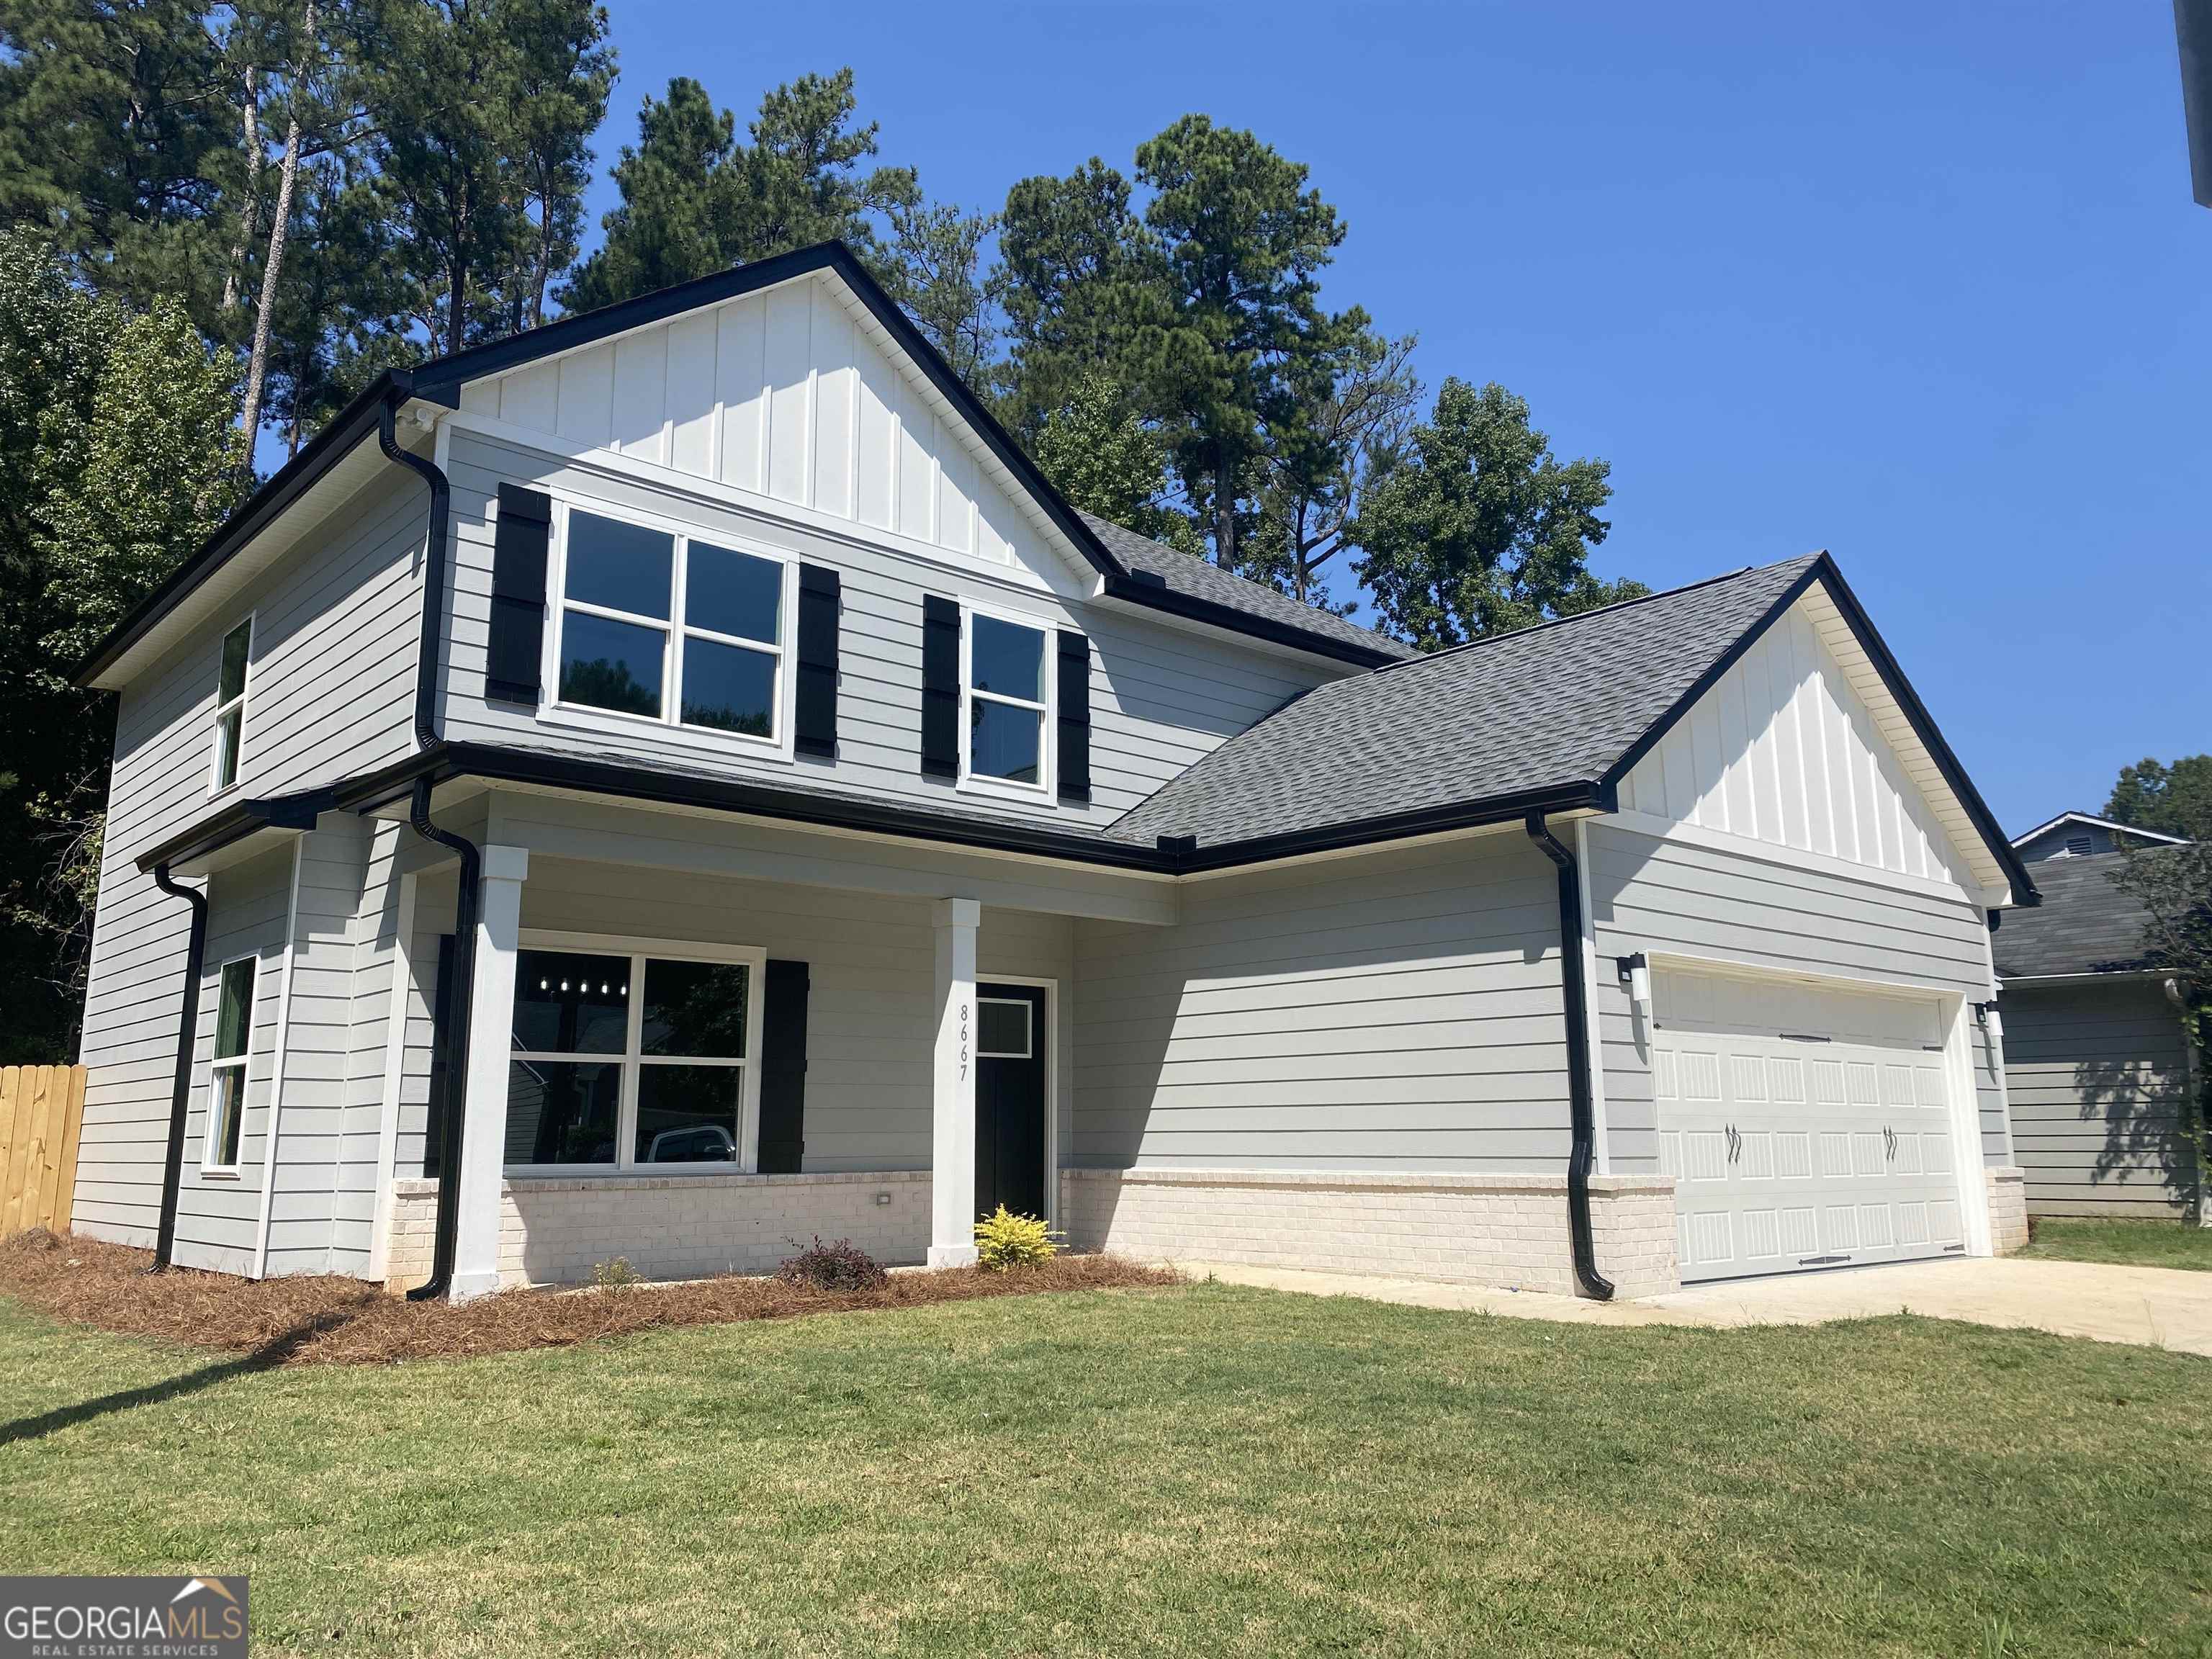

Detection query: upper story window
(963, 608), (1052, 795)
(551, 507), (793, 750)
(210, 616), (252, 792)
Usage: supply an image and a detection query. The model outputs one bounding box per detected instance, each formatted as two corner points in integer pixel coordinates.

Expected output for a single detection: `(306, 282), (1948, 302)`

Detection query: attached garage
(1651, 968), (1974, 1282)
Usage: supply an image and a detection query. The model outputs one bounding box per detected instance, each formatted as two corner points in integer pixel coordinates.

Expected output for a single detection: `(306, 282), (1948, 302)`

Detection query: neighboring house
(1993, 850), (2203, 1218)
(2010, 809), (2191, 863)
(68, 242), (2041, 1305)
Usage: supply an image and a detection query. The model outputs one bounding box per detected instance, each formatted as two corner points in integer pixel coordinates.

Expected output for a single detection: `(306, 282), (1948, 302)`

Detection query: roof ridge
(1367, 551), (1829, 677)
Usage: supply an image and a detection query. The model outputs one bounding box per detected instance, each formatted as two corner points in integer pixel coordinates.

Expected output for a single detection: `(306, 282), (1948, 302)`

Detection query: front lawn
(2, 1282), (2207, 1657)
(2017, 1215), (2212, 1272)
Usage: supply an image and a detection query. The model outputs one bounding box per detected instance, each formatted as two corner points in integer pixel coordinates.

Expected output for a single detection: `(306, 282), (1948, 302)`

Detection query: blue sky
(573, 1), (2208, 837)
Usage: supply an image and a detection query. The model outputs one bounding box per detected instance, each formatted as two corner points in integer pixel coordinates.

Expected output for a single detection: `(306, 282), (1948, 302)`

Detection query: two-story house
(71, 243), (2039, 1303)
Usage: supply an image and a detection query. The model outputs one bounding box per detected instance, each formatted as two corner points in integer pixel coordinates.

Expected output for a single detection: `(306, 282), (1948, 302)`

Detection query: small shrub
(777, 1236), (888, 1292)
(974, 1205), (1062, 1271)
(592, 1256), (642, 1292)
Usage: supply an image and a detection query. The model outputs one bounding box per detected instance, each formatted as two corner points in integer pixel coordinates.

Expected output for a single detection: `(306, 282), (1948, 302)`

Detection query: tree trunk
(240, 0), (315, 454)
(531, 188), (554, 328)
(221, 66), (261, 315)
(1212, 439), (1238, 569)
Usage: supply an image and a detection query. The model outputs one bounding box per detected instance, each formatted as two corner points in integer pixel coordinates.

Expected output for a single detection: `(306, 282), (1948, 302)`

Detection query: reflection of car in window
(644, 1124), (737, 1162)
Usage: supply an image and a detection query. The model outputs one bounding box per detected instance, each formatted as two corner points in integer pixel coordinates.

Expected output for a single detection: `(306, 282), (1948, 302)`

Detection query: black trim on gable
(1098, 571), (1403, 670)
(1596, 554), (2038, 908)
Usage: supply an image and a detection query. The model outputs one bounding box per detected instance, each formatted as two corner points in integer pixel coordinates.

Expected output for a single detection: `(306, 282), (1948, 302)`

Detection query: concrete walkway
(1173, 1256), (2212, 1356)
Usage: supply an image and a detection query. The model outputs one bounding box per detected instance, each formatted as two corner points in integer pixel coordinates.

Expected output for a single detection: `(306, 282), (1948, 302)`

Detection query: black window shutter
(486, 485), (552, 705)
(757, 959), (809, 1174)
(794, 563), (840, 758)
(1057, 630), (1092, 804)
(920, 595), (961, 778)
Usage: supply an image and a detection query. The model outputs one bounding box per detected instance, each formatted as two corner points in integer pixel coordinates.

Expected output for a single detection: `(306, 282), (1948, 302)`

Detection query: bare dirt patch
(0, 1229), (1180, 1367)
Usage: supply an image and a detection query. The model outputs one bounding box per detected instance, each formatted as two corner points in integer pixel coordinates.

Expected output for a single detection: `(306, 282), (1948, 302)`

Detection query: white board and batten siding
(74, 471), (428, 1249)
(1072, 835), (1569, 1172)
(452, 272), (1068, 588)
(434, 426), (1337, 831)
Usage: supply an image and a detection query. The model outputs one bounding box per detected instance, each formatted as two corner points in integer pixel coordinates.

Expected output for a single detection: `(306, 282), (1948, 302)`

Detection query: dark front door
(975, 982), (1047, 1219)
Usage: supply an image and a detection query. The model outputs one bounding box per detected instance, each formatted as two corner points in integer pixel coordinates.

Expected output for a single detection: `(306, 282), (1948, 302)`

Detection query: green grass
(2016, 1216), (2212, 1272)
(2, 1284), (2208, 1657)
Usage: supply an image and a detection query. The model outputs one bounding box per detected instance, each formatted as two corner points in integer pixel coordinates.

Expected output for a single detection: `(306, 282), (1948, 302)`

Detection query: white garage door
(1651, 970), (1968, 1283)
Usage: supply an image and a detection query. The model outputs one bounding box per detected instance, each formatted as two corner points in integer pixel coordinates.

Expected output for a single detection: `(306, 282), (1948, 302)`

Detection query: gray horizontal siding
(2000, 980), (2197, 1216)
(1071, 835), (1568, 1173)
(434, 429), (1337, 832)
(1586, 819), (2005, 1174)
(75, 469), (424, 1247)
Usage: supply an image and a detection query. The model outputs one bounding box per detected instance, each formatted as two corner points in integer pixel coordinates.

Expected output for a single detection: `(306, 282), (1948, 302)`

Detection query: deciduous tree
(1352, 378), (1645, 649)
(2108, 757), (2212, 843)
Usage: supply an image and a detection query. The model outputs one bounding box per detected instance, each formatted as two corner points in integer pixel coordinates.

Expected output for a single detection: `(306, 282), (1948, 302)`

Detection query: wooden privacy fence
(0, 1066), (86, 1237)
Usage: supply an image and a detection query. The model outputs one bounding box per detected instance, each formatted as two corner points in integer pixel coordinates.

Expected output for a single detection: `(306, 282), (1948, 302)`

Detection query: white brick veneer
(382, 1171), (931, 1290)
(1985, 1165), (2029, 1255)
(1060, 1167), (1681, 1300)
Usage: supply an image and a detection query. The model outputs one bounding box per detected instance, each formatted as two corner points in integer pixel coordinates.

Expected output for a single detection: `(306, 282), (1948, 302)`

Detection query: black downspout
(1524, 812), (1617, 1302)
(380, 395), (477, 1303)
(406, 778), (479, 1300)
(147, 863), (209, 1271)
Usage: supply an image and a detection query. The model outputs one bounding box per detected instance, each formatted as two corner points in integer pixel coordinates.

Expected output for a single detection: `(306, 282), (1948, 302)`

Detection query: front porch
(377, 782), (1164, 1298)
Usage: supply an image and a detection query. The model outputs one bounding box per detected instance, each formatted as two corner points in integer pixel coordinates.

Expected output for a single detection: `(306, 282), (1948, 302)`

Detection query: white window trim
(207, 611), (255, 797)
(200, 952), (257, 1176)
(506, 928), (768, 1177)
(958, 599), (1056, 804)
(537, 495), (799, 765)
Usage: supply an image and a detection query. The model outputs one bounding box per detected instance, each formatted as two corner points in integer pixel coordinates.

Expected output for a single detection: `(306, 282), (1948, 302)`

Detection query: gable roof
(2009, 810), (2191, 850)
(77, 242), (1403, 688)
(1992, 853), (2164, 979)
(1105, 552), (2040, 905)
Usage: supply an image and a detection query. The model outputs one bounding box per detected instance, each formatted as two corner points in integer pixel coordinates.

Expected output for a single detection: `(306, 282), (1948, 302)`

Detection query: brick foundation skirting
(1058, 1167), (1681, 1300)
(382, 1171), (932, 1291)
(1985, 1165), (2029, 1255)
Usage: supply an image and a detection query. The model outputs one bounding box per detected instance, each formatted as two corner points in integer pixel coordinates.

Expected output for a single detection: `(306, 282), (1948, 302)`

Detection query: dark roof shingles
(1992, 854), (2161, 979)
(1079, 513), (1417, 662)
(1105, 555), (1822, 849)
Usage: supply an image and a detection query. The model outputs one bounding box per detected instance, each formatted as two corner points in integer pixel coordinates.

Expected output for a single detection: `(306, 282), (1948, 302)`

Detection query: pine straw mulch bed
(0, 1230), (1182, 1368)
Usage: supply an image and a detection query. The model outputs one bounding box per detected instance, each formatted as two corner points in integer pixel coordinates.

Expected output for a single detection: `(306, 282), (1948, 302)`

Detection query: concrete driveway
(1176, 1256), (2212, 1355)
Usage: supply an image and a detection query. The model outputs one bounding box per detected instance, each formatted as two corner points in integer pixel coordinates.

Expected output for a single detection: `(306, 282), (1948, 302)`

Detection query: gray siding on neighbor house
(1070, 834), (1569, 1172)
(2000, 979), (2197, 1215)
(433, 430), (1339, 830)
(1586, 819), (2008, 1173)
(73, 470), (426, 1247)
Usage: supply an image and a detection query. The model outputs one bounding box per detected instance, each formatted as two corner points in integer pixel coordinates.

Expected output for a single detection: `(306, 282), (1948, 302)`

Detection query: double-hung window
(203, 956), (255, 1172)
(210, 617), (252, 791)
(552, 507), (792, 749)
(506, 938), (765, 1172)
(962, 608), (1052, 794)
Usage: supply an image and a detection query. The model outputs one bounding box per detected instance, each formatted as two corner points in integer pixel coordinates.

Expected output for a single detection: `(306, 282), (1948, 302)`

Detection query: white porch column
(451, 844), (529, 1302)
(929, 897), (981, 1267)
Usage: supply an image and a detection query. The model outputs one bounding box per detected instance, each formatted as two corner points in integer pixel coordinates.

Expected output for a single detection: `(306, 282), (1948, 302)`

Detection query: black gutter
(328, 741), (1608, 880)
(405, 778), (479, 1302)
(1523, 812), (1615, 1302)
(146, 864), (209, 1271)
(133, 792), (329, 876)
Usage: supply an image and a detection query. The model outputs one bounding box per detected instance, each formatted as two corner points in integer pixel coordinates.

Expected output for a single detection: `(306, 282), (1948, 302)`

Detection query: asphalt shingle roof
(1079, 513), (1418, 662)
(1992, 853), (2162, 979)
(1105, 554), (1823, 849)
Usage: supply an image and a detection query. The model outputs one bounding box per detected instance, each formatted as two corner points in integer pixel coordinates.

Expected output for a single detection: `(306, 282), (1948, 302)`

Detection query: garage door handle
(1883, 1126), (1896, 1161)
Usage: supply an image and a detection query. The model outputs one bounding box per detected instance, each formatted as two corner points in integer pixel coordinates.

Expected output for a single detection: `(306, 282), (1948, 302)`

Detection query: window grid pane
(971, 614), (1044, 702)
(215, 958), (255, 1060)
(678, 637), (777, 737)
(685, 542), (782, 644)
(513, 950), (631, 1055)
(559, 611), (667, 717)
(564, 511), (673, 619)
(505, 1059), (621, 1165)
(208, 1063), (245, 1166)
(213, 706), (243, 788)
(218, 621), (251, 704)
(970, 698), (1043, 783)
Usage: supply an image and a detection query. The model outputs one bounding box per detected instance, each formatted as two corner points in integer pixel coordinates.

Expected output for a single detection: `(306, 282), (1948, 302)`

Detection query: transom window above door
(552, 507), (793, 749)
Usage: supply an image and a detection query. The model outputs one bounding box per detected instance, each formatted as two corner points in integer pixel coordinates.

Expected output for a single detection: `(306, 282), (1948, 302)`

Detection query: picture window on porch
(508, 941), (763, 1172)
(202, 954), (255, 1172)
(553, 507), (791, 747)
(963, 611), (1051, 791)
